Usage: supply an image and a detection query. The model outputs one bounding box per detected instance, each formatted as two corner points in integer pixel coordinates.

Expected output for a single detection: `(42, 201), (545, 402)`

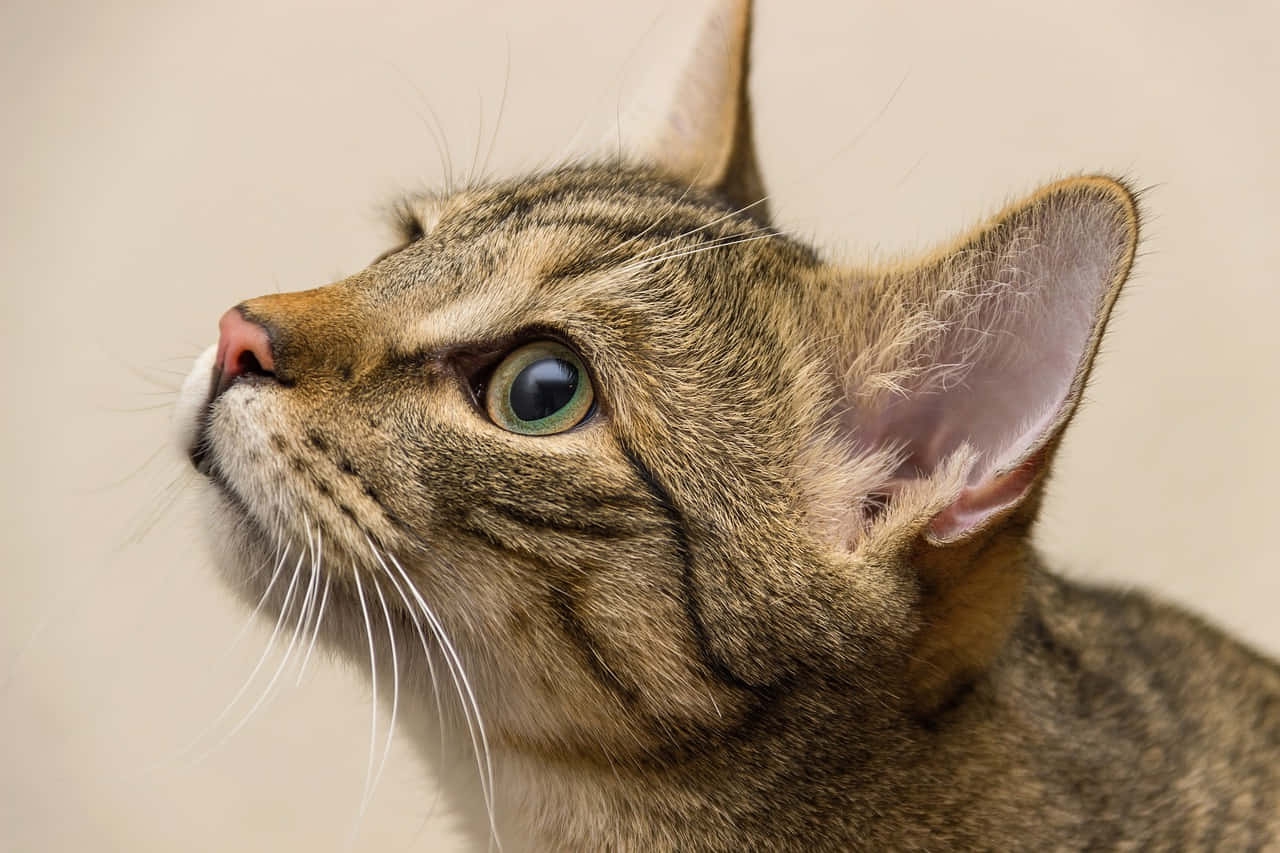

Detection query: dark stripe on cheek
(483, 499), (653, 539)
(446, 515), (644, 705)
(549, 584), (640, 707)
(618, 441), (758, 693)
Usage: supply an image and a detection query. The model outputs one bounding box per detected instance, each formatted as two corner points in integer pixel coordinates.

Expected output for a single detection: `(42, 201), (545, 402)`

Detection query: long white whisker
(616, 231), (776, 276)
(380, 548), (501, 851)
(218, 528), (316, 744)
(363, 574), (400, 817)
(418, 592), (499, 851)
(351, 565), (380, 825)
(621, 195), (770, 265)
(613, 230), (774, 277)
(368, 536), (446, 762)
(620, 225), (774, 267)
(419, 599), (501, 853)
(197, 543), (305, 745)
(296, 532), (329, 686)
(369, 544), (482, 788)
(292, 519), (323, 680)
(590, 173), (703, 264)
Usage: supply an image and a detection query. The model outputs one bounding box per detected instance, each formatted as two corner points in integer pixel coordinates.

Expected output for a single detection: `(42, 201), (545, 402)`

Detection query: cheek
(198, 483), (279, 603)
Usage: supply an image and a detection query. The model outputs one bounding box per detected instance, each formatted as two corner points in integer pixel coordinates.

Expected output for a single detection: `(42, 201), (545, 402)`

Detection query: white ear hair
(845, 177), (1140, 543)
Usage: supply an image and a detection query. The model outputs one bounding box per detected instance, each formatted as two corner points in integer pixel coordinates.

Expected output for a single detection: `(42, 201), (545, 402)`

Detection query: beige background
(3, 0), (1277, 850)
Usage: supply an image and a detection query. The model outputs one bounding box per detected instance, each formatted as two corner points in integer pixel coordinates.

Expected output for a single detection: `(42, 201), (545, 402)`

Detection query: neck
(401, 665), (916, 851)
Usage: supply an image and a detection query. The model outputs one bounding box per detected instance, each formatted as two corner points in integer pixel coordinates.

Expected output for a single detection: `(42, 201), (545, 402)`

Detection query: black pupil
(509, 358), (578, 422)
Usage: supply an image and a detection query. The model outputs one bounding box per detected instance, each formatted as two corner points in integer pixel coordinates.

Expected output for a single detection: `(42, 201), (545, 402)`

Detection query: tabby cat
(174, 0), (1280, 848)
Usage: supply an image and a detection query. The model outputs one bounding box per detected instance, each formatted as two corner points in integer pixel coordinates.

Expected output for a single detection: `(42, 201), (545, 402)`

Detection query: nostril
(236, 348), (268, 377)
(215, 307), (277, 398)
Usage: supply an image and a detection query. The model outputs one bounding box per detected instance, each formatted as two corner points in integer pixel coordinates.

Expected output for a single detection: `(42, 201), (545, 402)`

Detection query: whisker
(621, 195), (770, 265)
(390, 63), (457, 194)
(221, 534), (290, 660)
(793, 71), (909, 188)
(296, 532), (329, 685)
(116, 356), (189, 390)
(467, 91), (485, 188)
(368, 535), (446, 764)
(125, 467), (196, 547)
(4, 472), (185, 694)
(218, 528), (316, 744)
(368, 544), (496, 837)
(100, 401), (177, 414)
(419, 590), (500, 852)
(379, 548), (501, 851)
(370, 542), (484, 791)
(364, 574), (400, 817)
(292, 518), (323, 678)
(478, 39), (511, 183)
(591, 180), (701, 266)
(557, 4), (665, 160)
(186, 542), (305, 759)
(615, 230), (776, 276)
(350, 565), (380, 827)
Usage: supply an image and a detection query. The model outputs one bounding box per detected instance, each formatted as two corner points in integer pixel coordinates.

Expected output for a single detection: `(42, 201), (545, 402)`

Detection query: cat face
(177, 167), (886, 756)
(176, 0), (1138, 764)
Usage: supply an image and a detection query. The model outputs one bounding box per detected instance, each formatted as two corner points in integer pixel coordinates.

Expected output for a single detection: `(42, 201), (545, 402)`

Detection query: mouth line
(185, 389), (256, 531)
(202, 455), (274, 551)
(189, 409), (215, 476)
(187, 365), (223, 475)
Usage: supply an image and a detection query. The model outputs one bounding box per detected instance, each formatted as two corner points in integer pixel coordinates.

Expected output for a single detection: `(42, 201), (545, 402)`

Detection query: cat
(174, 0), (1280, 849)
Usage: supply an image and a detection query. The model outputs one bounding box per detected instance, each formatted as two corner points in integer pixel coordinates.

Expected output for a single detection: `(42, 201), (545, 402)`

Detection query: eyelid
(450, 346), (506, 413)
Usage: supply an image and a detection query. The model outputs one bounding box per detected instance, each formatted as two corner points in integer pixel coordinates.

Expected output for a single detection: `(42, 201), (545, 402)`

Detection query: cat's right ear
(623, 0), (768, 221)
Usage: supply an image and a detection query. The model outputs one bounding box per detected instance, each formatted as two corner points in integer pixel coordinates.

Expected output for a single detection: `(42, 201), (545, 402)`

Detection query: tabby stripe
(448, 515), (645, 705)
(549, 583), (641, 707)
(451, 515), (530, 559)
(617, 441), (760, 693)
(513, 209), (760, 244)
(457, 179), (751, 241)
(482, 500), (649, 539)
(455, 475), (788, 755)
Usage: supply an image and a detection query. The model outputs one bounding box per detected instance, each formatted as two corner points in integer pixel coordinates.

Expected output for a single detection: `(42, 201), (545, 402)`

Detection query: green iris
(485, 341), (595, 435)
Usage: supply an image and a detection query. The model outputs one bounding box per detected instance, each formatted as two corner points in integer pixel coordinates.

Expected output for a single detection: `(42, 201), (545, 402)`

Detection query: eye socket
(484, 341), (595, 435)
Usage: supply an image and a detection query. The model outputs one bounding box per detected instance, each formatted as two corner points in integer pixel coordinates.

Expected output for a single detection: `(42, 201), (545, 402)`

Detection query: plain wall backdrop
(3, 1), (1277, 850)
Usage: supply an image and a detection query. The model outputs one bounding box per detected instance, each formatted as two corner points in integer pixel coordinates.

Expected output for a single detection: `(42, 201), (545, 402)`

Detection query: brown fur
(177, 1), (1280, 849)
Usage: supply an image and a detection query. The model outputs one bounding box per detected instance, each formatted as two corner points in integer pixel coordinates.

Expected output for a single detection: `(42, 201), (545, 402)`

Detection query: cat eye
(484, 341), (595, 435)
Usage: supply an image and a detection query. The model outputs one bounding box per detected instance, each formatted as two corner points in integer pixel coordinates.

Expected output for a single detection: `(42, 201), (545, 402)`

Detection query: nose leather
(213, 307), (276, 397)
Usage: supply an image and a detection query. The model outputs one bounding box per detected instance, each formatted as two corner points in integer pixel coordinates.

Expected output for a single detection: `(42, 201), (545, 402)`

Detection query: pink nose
(215, 307), (275, 395)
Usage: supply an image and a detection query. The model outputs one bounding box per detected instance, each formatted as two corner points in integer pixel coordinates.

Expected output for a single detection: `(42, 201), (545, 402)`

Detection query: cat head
(176, 0), (1137, 759)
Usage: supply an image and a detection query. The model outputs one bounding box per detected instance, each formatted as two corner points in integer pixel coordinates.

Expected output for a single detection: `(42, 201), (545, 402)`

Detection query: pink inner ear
(927, 450), (1045, 542)
(848, 201), (1123, 540)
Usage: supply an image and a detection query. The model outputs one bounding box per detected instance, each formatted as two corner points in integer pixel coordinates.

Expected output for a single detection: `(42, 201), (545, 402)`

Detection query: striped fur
(176, 1), (1280, 849)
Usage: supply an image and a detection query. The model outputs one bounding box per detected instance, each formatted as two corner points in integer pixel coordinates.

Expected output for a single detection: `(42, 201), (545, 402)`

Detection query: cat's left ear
(841, 177), (1140, 548)
(628, 0), (768, 220)
(831, 177), (1138, 713)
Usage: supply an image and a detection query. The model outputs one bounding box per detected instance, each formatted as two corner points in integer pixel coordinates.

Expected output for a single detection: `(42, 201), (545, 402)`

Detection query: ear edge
(863, 175), (1140, 282)
(628, 0), (770, 220)
(830, 175), (1140, 550)
(933, 175), (1140, 544)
